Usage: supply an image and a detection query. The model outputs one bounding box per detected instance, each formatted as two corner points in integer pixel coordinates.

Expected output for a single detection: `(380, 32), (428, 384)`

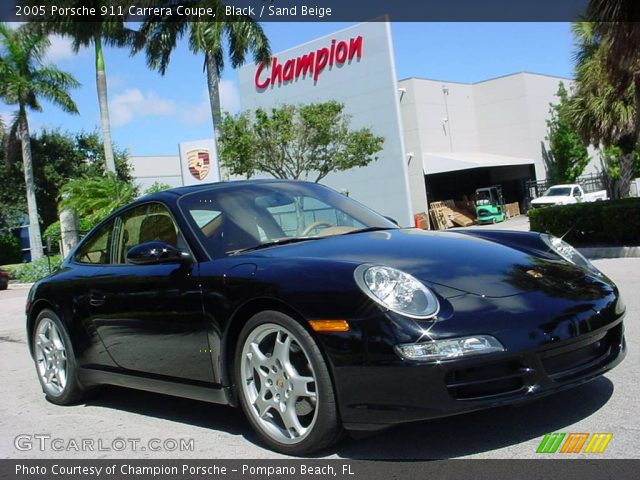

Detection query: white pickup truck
(530, 184), (608, 208)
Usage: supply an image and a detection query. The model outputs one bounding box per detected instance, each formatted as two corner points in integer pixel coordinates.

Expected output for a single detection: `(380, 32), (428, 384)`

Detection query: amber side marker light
(308, 320), (350, 332)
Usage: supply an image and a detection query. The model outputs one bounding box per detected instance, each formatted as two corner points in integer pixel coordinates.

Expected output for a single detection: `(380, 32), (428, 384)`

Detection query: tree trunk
(205, 52), (228, 181)
(95, 35), (116, 174)
(18, 110), (44, 260)
(618, 152), (634, 198)
(59, 208), (79, 257)
(635, 74), (640, 153)
(294, 197), (305, 236)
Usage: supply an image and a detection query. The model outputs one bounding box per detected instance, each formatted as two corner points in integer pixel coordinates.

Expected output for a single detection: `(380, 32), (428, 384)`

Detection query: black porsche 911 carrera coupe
(27, 180), (626, 454)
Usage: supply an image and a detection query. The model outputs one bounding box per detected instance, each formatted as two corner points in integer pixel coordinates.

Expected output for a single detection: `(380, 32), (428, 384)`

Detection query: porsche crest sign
(187, 148), (211, 181)
(179, 139), (220, 185)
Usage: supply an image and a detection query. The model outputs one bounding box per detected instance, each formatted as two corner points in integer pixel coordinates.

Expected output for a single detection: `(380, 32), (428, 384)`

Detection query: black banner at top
(0, 0), (605, 23)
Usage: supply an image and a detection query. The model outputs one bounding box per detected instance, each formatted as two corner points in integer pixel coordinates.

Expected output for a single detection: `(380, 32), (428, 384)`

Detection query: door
(87, 202), (214, 383)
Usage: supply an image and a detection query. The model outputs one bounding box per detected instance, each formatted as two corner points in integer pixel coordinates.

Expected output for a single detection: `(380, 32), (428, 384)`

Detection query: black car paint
(26, 181), (626, 432)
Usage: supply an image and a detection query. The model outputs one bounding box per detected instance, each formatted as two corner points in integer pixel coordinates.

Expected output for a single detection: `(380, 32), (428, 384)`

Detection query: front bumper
(476, 217), (498, 224)
(334, 318), (625, 431)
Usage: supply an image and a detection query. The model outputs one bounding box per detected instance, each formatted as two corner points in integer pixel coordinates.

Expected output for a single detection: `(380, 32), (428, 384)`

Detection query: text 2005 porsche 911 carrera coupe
(27, 180), (626, 454)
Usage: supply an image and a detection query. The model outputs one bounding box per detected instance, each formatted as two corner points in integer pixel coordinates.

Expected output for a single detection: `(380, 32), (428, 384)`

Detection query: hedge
(0, 234), (22, 265)
(529, 197), (640, 246)
(10, 255), (62, 283)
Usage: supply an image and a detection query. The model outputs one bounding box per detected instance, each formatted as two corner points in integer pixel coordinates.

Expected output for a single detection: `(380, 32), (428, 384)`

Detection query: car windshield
(178, 181), (398, 257)
(543, 187), (572, 197)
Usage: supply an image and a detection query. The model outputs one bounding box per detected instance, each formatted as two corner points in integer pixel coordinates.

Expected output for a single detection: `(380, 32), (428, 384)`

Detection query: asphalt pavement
(0, 258), (638, 459)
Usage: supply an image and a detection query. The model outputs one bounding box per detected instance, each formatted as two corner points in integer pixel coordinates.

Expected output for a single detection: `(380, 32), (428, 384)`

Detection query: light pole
(442, 84), (453, 152)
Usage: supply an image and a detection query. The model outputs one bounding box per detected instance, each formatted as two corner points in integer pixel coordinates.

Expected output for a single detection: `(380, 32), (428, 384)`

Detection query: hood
(531, 196), (569, 205)
(244, 229), (583, 298)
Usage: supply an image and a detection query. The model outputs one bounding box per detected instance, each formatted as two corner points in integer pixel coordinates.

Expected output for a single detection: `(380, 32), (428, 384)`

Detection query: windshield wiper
(229, 227), (396, 255)
(228, 236), (323, 255)
(341, 226), (396, 235)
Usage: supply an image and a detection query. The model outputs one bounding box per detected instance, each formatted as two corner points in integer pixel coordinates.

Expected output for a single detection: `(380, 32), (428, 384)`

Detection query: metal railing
(526, 173), (606, 199)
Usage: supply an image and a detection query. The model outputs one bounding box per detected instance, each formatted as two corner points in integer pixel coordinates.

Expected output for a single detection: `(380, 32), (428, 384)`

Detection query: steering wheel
(302, 220), (334, 236)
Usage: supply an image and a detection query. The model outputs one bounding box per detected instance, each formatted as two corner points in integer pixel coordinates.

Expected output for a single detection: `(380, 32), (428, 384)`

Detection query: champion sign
(254, 36), (363, 89)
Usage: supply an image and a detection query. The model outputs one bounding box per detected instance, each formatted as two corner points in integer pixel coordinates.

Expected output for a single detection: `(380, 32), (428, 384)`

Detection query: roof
(422, 152), (535, 175)
(399, 71), (573, 85)
(137, 178), (317, 201)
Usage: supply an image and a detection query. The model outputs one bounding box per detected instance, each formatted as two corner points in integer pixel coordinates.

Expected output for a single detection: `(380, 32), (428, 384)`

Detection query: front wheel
(32, 309), (85, 405)
(234, 311), (342, 454)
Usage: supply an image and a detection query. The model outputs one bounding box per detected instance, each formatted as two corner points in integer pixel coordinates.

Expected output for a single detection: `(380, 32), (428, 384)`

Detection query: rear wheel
(32, 309), (84, 405)
(234, 311), (341, 454)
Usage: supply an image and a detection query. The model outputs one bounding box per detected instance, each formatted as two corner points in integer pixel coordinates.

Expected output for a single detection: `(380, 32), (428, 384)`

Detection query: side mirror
(126, 241), (192, 266)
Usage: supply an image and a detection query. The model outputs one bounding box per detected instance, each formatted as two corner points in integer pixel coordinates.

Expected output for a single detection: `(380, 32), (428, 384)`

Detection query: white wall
(238, 22), (414, 226)
(399, 72), (585, 182)
(129, 155), (183, 192)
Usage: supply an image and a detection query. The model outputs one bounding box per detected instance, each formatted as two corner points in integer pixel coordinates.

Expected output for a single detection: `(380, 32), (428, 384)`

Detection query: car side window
(74, 219), (116, 265)
(115, 203), (184, 264)
(573, 187), (581, 197)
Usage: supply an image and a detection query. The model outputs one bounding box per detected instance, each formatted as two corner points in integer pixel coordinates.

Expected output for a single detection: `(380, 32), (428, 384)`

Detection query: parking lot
(0, 257), (638, 460)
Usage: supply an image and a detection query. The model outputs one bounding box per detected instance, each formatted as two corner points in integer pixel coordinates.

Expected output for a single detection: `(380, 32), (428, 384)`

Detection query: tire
(234, 310), (342, 455)
(32, 309), (85, 405)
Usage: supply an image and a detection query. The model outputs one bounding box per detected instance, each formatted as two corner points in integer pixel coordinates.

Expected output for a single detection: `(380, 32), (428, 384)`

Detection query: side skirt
(79, 367), (234, 406)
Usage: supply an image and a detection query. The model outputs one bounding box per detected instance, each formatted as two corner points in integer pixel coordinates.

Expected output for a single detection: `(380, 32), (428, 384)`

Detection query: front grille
(443, 324), (623, 401)
(530, 203), (554, 209)
(540, 326), (620, 381)
(445, 360), (531, 400)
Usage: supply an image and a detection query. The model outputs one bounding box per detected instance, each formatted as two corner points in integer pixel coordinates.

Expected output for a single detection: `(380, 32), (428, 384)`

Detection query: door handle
(89, 290), (106, 307)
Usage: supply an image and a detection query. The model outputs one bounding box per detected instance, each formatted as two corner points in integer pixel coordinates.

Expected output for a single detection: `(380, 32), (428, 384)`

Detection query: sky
(0, 22), (575, 157)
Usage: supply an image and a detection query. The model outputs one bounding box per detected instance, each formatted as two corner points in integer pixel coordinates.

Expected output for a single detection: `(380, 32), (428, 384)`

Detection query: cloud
(106, 79), (239, 128)
(46, 35), (79, 63)
(179, 80), (240, 126)
(180, 91), (210, 125)
(219, 79), (240, 114)
(2, 25), (81, 62)
(109, 89), (176, 127)
(106, 74), (126, 91)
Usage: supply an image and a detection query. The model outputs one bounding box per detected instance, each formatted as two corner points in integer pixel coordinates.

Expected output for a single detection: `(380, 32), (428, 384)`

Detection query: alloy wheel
(240, 323), (318, 445)
(34, 318), (68, 396)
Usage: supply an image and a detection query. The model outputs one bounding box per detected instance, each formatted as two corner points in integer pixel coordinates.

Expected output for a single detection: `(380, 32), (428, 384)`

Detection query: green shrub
(0, 234), (22, 264)
(12, 255), (62, 283)
(144, 181), (172, 195)
(529, 198), (640, 246)
(44, 217), (94, 240)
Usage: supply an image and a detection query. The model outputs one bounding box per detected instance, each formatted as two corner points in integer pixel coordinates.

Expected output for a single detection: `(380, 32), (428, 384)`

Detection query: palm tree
(139, 1), (270, 143)
(27, 0), (142, 174)
(587, 1), (640, 148)
(569, 21), (636, 198)
(60, 173), (137, 226)
(0, 24), (79, 260)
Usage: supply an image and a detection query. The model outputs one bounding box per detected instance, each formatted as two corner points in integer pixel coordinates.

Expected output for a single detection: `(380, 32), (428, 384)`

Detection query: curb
(578, 246), (640, 260)
(7, 283), (34, 289)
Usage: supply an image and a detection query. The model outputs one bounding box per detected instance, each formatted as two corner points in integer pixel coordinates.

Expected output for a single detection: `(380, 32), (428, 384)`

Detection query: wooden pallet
(505, 202), (520, 218)
(429, 200), (476, 230)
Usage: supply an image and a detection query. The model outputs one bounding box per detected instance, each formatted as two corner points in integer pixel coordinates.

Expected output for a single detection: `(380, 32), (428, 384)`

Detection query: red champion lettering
(254, 36), (364, 89)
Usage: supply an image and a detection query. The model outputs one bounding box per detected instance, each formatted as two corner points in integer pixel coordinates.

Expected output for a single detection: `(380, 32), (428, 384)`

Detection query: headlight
(540, 234), (601, 276)
(615, 294), (626, 316)
(395, 335), (505, 361)
(354, 265), (440, 319)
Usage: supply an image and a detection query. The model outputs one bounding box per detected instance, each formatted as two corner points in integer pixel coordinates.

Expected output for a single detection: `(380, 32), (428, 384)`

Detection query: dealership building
(131, 22), (572, 227)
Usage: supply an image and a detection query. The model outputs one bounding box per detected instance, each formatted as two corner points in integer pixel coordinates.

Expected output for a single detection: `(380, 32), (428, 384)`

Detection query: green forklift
(475, 185), (506, 224)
